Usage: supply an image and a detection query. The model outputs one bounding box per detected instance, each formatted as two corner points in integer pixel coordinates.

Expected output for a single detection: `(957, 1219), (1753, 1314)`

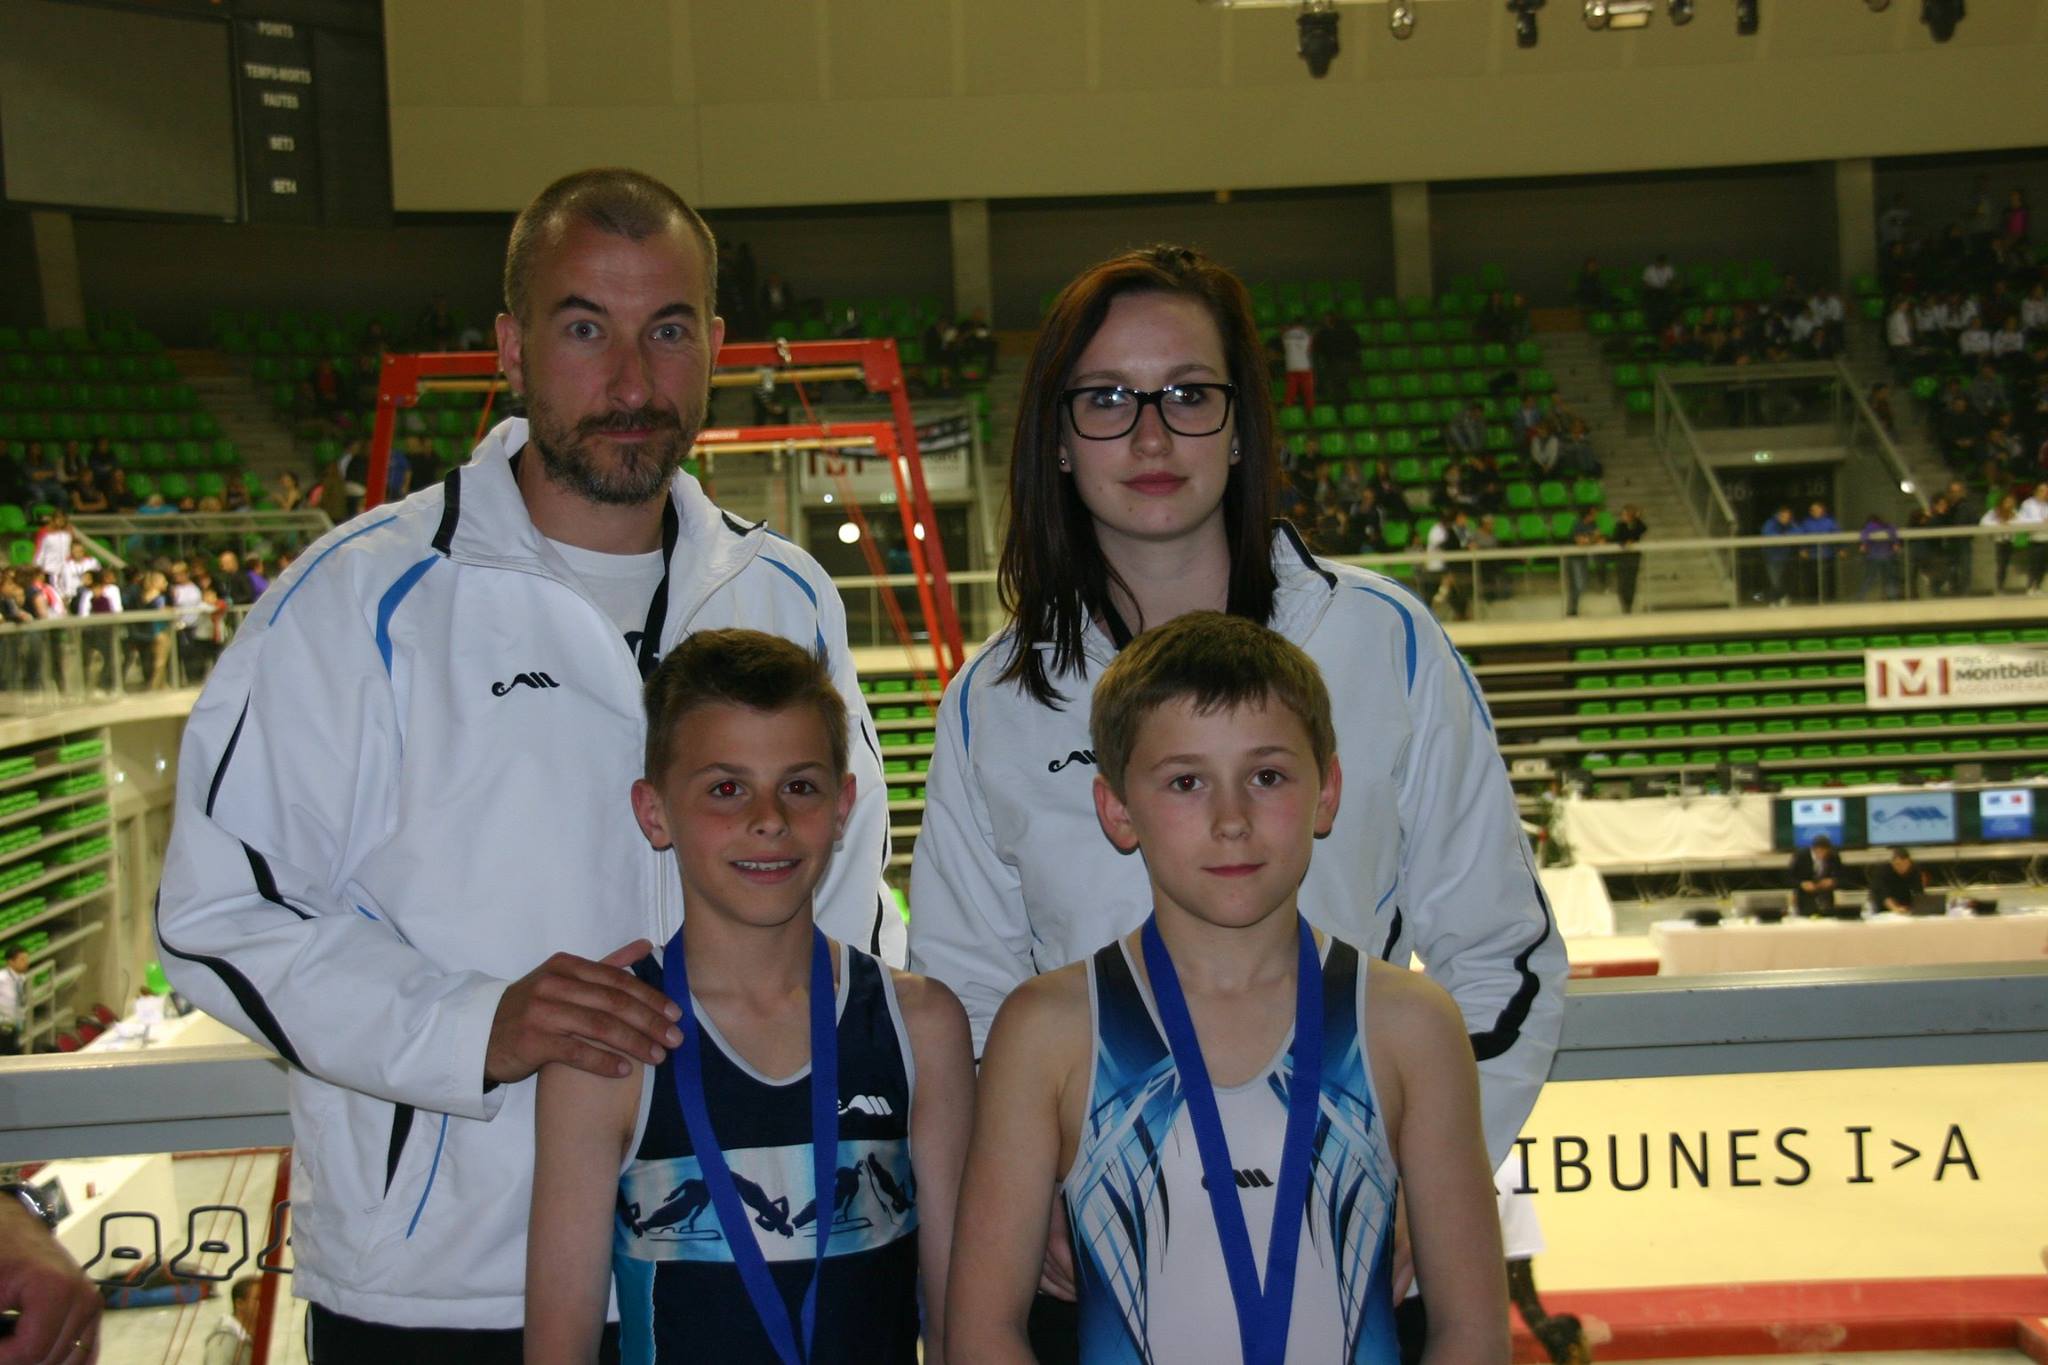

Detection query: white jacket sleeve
(809, 569), (902, 967)
(905, 661), (1030, 1055)
(155, 565), (510, 1121)
(1397, 622), (1568, 1167)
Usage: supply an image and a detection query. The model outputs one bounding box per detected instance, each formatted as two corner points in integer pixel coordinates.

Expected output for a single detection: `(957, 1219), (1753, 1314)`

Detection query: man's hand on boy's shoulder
(485, 940), (684, 1087)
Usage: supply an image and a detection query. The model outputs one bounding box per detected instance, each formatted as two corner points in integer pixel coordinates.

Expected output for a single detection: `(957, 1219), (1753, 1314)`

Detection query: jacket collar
(439, 417), (766, 601)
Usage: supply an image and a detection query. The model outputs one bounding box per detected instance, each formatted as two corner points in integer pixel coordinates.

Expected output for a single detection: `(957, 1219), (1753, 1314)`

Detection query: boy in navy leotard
(525, 630), (974, 1363)
(947, 613), (1508, 1364)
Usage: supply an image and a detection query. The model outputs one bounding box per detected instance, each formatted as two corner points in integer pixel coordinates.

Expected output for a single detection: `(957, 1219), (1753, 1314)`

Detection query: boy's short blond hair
(642, 630), (847, 781)
(1088, 612), (1336, 796)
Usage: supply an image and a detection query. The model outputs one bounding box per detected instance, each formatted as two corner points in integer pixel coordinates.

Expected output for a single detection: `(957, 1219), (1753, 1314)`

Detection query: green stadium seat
(1572, 478), (1602, 507)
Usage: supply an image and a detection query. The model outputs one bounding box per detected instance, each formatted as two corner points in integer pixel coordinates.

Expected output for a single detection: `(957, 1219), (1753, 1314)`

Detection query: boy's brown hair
(642, 629), (847, 781)
(1088, 611), (1336, 796)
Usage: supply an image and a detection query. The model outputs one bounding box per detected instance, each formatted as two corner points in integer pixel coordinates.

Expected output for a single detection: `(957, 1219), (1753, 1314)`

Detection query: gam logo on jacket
(1047, 749), (1097, 773)
(491, 670), (560, 697)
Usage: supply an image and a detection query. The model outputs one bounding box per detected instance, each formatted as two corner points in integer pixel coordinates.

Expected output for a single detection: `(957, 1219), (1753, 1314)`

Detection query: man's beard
(525, 387), (703, 507)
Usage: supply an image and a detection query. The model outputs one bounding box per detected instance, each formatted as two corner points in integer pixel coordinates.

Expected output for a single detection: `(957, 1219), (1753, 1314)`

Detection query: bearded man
(156, 168), (896, 1362)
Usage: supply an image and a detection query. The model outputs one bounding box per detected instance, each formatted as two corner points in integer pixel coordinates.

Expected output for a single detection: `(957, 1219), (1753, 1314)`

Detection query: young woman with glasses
(908, 245), (1563, 1359)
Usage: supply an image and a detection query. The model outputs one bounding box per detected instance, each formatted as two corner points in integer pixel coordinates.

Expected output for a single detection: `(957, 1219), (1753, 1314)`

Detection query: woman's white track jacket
(908, 524), (1565, 1166)
(155, 420), (898, 1328)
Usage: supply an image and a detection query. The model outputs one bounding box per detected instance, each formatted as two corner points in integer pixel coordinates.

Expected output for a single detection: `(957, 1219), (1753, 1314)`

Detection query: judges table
(1651, 906), (2048, 974)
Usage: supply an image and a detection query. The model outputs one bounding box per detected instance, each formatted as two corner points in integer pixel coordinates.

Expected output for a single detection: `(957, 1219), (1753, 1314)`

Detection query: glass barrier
(0, 606), (253, 715)
(7, 964), (2044, 1364)
(827, 521), (2040, 646)
(69, 511), (334, 572)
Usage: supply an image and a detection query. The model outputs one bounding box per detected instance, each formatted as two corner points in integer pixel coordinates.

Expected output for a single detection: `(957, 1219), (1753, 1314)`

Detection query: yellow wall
(1515, 1063), (2048, 1290)
(383, 0), (2048, 212)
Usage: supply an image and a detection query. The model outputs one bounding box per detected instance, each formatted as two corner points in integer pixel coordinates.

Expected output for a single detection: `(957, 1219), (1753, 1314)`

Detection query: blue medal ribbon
(662, 925), (839, 1365)
(1141, 914), (1324, 1365)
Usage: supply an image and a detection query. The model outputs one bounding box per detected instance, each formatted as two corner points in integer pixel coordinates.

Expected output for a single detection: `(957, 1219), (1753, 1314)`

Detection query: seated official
(1869, 846), (1930, 915)
(1787, 835), (1844, 917)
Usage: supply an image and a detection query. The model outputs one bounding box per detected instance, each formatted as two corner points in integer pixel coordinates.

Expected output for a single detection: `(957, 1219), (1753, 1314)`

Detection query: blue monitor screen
(1979, 788), (2035, 841)
(1790, 797), (1844, 849)
(1866, 792), (1957, 845)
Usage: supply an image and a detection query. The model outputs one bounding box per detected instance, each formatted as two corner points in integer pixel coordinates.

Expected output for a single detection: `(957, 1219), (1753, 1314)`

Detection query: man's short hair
(503, 168), (719, 323)
(1890, 846), (1911, 861)
(1810, 834), (1833, 850)
(1089, 612), (1335, 798)
(5, 943), (25, 962)
(642, 630), (847, 782)
(230, 1275), (260, 1306)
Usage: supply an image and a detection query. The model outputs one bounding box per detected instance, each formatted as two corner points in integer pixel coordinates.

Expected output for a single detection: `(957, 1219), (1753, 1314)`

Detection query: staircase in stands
(1838, 314), (1952, 499)
(1537, 326), (1733, 609)
(166, 349), (305, 496)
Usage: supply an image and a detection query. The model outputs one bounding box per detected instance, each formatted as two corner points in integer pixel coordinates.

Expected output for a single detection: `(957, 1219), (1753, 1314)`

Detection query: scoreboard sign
(234, 15), (321, 224)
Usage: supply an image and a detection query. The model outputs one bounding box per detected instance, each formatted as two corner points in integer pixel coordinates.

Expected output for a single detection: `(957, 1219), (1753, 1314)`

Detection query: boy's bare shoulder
(985, 959), (1092, 1062)
(1362, 957), (1467, 1048)
(888, 965), (967, 1025)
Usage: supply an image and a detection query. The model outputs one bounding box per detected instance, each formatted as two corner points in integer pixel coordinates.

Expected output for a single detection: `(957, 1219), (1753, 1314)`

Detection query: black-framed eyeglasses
(1060, 383), (1237, 441)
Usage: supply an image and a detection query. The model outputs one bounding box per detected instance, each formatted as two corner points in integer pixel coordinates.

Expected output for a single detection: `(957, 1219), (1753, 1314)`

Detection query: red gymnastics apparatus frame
(365, 338), (967, 685)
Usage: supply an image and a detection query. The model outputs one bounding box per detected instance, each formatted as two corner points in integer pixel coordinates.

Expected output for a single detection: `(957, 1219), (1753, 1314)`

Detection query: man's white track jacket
(155, 420), (898, 1328)
(908, 524), (1565, 1167)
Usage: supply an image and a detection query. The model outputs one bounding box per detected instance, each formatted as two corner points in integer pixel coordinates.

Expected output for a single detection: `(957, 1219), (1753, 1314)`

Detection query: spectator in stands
(1468, 511), (1505, 603)
(2021, 482), (2048, 595)
(274, 471), (304, 512)
(214, 551), (256, 607)
(1445, 402), (1486, 459)
(1798, 499), (1839, 603)
(1868, 380), (1897, 437)
(1870, 846), (1929, 916)
(1992, 314), (2028, 369)
(1558, 415), (1600, 477)
(1366, 458), (1408, 516)
(1860, 511), (1903, 600)
(1912, 292), (1945, 340)
(1353, 485), (1387, 553)
(1511, 392), (1546, 448)
(1940, 478), (1977, 591)
(760, 272), (795, 321)
(1985, 411), (2024, 484)
(87, 436), (116, 485)
(1641, 254), (1678, 328)
(1422, 506), (1468, 619)
(55, 540), (97, 613)
(1313, 502), (1356, 556)
(69, 469), (109, 515)
(1527, 421), (1561, 478)
(1760, 503), (1797, 606)
(1438, 461), (1485, 519)
(126, 569), (171, 689)
(2022, 282), (2048, 335)
(1476, 289), (1524, 345)
(1312, 309), (1358, 401)
(24, 444), (64, 510)
(1280, 314), (1315, 409)
(1879, 193), (1913, 249)
(1610, 504), (1646, 613)
(1885, 296), (1917, 364)
(1981, 492), (2022, 592)
(2003, 187), (2031, 246)
(1959, 319), (1995, 365)
(416, 294), (458, 350)
(1936, 392), (1985, 470)
(24, 566), (61, 619)
(1788, 834), (1842, 917)
(223, 471), (253, 513)
(1573, 256), (1613, 312)
(1564, 507), (1602, 617)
